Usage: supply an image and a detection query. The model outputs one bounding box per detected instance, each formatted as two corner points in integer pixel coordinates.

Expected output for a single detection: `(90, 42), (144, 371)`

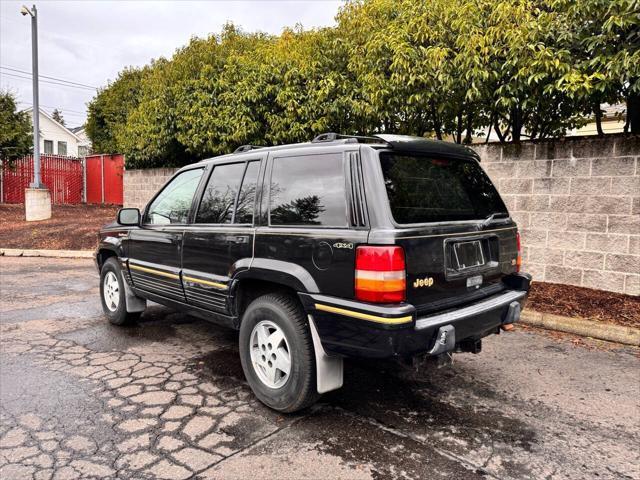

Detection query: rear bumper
(299, 273), (531, 359)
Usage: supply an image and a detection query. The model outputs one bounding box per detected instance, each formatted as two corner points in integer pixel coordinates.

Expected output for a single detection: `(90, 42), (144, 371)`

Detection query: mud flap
(308, 315), (343, 394)
(120, 272), (146, 313)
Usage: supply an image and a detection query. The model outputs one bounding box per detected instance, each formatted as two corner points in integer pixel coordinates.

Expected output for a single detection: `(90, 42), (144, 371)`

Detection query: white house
(69, 126), (92, 156)
(22, 107), (91, 157)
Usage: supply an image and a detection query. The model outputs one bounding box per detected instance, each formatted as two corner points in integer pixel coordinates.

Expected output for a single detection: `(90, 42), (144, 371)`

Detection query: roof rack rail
(233, 145), (263, 153)
(311, 132), (390, 146)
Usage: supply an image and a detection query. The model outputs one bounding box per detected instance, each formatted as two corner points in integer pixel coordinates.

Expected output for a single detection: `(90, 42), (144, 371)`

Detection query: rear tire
(239, 293), (319, 413)
(100, 257), (141, 326)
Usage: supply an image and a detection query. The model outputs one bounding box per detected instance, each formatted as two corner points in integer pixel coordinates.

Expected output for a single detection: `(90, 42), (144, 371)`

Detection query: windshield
(379, 152), (508, 224)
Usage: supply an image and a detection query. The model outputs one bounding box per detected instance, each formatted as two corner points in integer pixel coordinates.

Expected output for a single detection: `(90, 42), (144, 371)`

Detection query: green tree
(0, 91), (32, 164)
(551, 0), (640, 134)
(86, 66), (147, 153)
(86, 0), (640, 167)
(51, 108), (65, 126)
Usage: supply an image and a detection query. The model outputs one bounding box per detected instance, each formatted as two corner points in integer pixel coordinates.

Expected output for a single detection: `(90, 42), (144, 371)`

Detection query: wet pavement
(0, 257), (638, 480)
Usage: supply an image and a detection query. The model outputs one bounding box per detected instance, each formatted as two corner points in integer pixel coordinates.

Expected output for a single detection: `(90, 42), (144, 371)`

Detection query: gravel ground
(0, 257), (638, 480)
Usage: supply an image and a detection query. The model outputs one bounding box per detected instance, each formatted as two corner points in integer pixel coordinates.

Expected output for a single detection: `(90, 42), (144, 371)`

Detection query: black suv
(96, 133), (531, 412)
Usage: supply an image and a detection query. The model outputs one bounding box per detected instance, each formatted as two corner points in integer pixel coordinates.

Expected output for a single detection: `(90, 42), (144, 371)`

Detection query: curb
(521, 310), (640, 347)
(0, 248), (94, 259)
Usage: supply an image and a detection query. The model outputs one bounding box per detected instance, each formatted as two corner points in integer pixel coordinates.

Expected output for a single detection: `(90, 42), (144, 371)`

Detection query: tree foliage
(51, 108), (65, 126)
(86, 0), (640, 168)
(0, 91), (32, 164)
(86, 67), (147, 154)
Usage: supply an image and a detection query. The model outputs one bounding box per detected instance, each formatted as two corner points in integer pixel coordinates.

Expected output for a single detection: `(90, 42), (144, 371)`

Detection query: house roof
(21, 107), (83, 141)
(69, 126), (85, 134)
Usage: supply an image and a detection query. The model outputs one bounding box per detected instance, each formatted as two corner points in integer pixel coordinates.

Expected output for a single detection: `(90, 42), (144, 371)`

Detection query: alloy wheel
(249, 320), (291, 389)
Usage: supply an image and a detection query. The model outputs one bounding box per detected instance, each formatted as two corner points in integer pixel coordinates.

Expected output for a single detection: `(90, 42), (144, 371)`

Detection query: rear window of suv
(379, 153), (507, 224)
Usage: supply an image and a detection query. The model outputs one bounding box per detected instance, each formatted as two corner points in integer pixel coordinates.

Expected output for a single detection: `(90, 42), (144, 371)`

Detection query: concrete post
(23, 4), (51, 221)
(25, 188), (51, 221)
(29, 5), (42, 189)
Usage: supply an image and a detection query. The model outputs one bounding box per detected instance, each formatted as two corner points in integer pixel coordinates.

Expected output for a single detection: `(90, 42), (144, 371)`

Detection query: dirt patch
(0, 203), (118, 250)
(527, 281), (640, 328)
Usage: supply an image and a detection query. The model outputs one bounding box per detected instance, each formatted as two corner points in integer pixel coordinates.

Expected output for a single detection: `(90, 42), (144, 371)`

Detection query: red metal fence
(1, 155), (83, 204)
(1, 153), (124, 205)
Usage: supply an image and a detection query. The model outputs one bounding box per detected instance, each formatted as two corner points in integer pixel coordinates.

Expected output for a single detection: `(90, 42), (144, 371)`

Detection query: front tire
(239, 293), (319, 413)
(100, 257), (141, 326)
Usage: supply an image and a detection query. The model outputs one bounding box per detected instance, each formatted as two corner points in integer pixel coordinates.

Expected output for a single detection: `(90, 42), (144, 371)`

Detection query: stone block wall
(123, 168), (178, 210)
(472, 135), (639, 295)
(122, 134), (639, 295)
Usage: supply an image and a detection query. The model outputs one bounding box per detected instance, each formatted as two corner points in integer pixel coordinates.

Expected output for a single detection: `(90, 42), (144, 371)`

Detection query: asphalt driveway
(0, 257), (638, 479)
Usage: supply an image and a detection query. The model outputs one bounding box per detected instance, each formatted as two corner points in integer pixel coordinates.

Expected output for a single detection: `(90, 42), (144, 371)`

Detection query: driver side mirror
(117, 208), (140, 226)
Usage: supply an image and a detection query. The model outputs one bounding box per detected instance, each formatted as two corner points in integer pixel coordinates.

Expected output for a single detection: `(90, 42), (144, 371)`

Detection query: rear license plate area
(466, 274), (483, 288)
(453, 240), (485, 271)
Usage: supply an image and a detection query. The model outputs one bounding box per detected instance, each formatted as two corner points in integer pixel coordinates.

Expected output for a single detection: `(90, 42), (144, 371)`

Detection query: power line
(17, 101), (86, 115)
(0, 71), (96, 91)
(1, 71), (97, 91)
(0, 65), (98, 89)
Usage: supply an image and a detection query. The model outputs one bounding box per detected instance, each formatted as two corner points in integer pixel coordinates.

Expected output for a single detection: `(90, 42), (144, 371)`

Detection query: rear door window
(379, 153), (507, 224)
(196, 161), (260, 224)
(196, 163), (245, 224)
(269, 154), (347, 227)
(234, 161), (260, 224)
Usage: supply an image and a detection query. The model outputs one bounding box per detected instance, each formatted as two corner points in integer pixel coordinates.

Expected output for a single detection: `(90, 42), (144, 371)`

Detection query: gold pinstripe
(129, 264), (179, 280)
(129, 264), (228, 290)
(183, 275), (228, 290)
(314, 303), (412, 325)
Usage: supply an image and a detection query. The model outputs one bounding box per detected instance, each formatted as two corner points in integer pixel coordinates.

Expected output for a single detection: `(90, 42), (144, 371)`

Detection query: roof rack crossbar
(233, 145), (263, 153)
(311, 132), (391, 146)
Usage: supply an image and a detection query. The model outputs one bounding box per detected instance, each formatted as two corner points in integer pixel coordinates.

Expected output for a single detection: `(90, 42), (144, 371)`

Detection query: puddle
(324, 359), (536, 453)
(59, 306), (188, 350)
(189, 347), (246, 389)
(305, 408), (486, 480)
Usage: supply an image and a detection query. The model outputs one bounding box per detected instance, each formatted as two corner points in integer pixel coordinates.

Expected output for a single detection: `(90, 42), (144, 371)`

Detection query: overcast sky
(0, 0), (343, 128)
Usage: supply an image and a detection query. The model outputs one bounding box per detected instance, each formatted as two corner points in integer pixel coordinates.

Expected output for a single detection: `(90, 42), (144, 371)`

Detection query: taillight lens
(355, 246), (406, 303)
(516, 232), (522, 273)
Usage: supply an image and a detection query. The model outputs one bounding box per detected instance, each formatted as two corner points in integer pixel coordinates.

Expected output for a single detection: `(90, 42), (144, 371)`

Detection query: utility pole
(21, 4), (51, 220)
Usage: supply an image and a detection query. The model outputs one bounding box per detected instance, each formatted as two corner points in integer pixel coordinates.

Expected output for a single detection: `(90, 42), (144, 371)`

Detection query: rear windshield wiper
(481, 212), (509, 228)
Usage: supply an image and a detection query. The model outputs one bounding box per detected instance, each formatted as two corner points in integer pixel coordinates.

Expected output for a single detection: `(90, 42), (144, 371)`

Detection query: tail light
(516, 232), (522, 273)
(355, 246), (406, 303)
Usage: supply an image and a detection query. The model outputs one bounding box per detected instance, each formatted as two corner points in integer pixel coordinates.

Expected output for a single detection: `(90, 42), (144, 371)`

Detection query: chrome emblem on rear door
(413, 277), (434, 288)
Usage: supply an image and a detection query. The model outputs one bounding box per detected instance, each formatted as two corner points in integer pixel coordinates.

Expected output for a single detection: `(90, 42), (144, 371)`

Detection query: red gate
(1, 155), (83, 204)
(85, 154), (124, 205)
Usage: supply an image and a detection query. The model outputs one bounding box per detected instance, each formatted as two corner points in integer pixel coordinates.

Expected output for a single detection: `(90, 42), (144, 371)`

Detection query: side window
(43, 140), (53, 154)
(145, 168), (203, 225)
(234, 161), (260, 224)
(196, 163), (246, 224)
(58, 141), (67, 156)
(269, 154), (347, 227)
